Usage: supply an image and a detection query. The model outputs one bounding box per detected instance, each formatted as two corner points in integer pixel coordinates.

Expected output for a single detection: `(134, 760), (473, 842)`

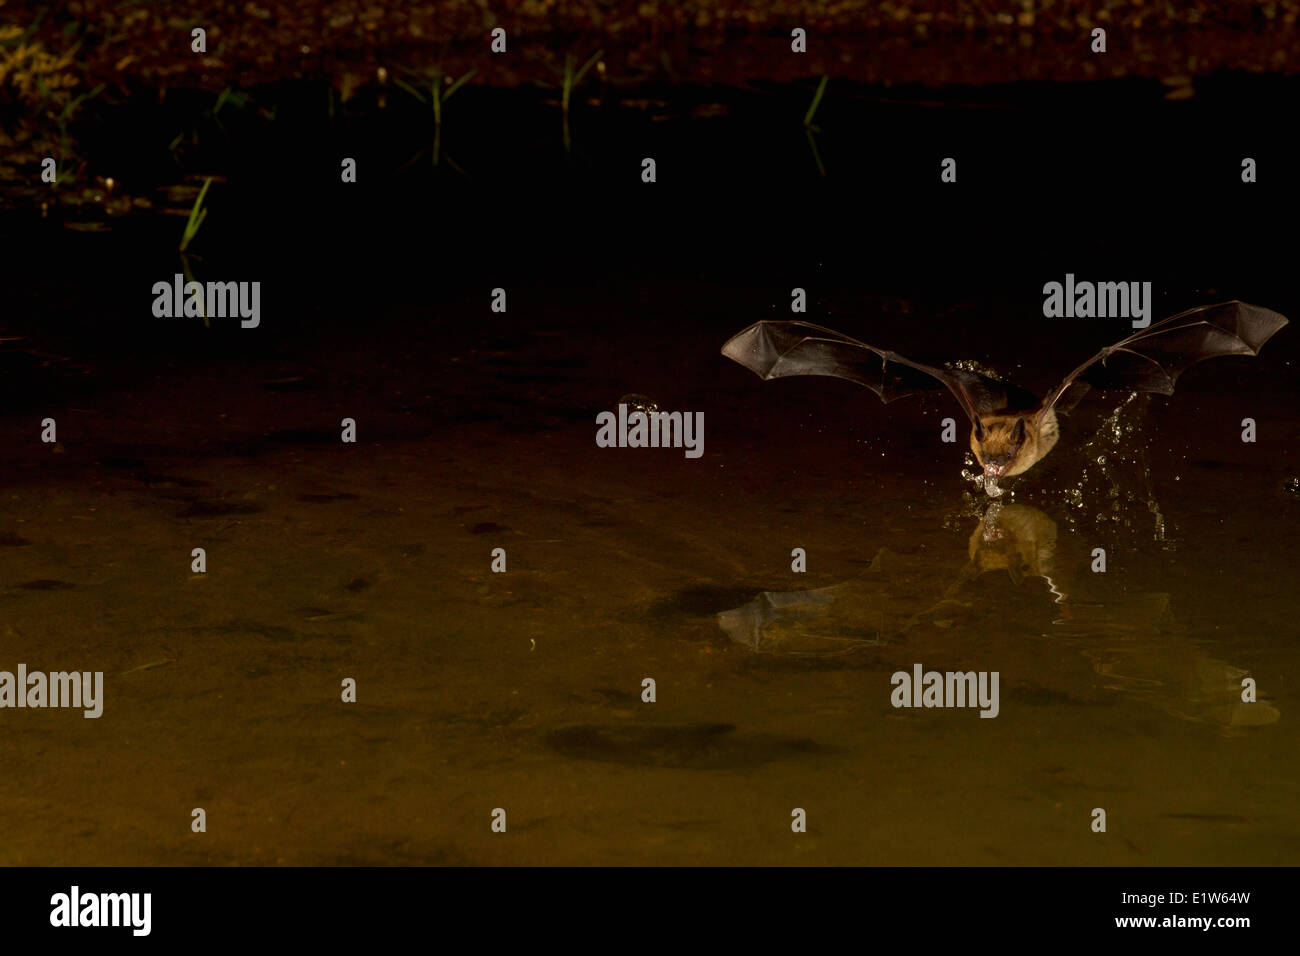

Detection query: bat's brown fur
(970, 409), (1059, 478)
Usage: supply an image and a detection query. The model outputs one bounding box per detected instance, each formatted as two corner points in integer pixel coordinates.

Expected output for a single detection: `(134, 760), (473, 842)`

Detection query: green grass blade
(805, 128), (826, 177)
(573, 50), (603, 87)
(443, 68), (477, 101)
(179, 177), (213, 252)
(391, 76), (428, 103)
(803, 75), (829, 128)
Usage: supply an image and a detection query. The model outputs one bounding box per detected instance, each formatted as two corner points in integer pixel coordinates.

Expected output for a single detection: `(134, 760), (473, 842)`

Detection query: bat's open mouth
(983, 464), (1008, 478)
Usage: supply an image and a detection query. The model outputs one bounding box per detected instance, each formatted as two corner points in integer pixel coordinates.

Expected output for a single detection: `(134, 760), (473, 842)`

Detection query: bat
(721, 300), (1287, 482)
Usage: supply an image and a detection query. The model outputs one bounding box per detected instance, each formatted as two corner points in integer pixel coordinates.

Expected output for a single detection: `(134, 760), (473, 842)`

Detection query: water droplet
(619, 393), (659, 415)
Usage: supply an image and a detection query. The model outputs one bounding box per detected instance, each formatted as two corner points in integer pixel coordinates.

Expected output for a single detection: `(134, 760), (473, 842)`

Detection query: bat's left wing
(1042, 300), (1288, 414)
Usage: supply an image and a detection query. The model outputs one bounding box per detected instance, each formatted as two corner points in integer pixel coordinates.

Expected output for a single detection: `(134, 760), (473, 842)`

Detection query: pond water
(1, 80), (1297, 864)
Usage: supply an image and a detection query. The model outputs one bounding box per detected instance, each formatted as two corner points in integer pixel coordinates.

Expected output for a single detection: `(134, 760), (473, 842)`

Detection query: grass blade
(573, 50), (603, 87)
(178, 177), (213, 253)
(443, 68), (477, 101)
(803, 74), (829, 128)
(391, 75), (428, 103)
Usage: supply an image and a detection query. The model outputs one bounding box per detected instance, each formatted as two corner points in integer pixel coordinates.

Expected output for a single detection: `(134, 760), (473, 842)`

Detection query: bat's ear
(1012, 417), (1027, 442)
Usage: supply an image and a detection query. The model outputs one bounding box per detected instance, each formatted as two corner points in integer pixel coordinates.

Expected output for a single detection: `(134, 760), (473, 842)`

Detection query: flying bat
(721, 300), (1288, 480)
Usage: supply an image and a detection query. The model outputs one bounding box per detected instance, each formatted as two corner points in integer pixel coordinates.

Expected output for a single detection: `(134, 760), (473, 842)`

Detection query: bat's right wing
(721, 320), (1031, 426)
(1041, 300), (1289, 414)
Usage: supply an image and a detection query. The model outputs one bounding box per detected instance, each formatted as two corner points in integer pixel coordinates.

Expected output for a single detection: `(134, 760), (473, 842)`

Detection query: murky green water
(1, 268), (1295, 865)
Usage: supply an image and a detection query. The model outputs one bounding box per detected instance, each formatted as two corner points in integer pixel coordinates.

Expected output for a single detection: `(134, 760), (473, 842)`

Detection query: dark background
(4, 73), (1299, 394)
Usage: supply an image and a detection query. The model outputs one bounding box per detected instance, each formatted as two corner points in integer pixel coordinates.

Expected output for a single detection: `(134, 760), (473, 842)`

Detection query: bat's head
(971, 411), (1058, 479)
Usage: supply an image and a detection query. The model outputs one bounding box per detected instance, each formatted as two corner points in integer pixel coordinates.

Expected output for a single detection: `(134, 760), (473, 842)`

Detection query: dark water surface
(1, 82), (1297, 864)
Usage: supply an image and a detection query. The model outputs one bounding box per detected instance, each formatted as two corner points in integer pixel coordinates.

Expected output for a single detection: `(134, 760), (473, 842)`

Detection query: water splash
(619, 393), (659, 415)
(961, 451), (1009, 499)
(1057, 392), (1173, 547)
(947, 358), (1009, 381)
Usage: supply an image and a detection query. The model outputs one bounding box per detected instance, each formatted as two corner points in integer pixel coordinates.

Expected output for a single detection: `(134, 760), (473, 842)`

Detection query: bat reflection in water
(722, 301), (1287, 491)
(715, 503), (1278, 731)
(715, 505), (1085, 653)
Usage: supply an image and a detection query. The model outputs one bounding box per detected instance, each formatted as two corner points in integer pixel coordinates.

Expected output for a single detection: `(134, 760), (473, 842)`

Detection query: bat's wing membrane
(721, 320), (1023, 425)
(1042, 300), (1288, 413)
